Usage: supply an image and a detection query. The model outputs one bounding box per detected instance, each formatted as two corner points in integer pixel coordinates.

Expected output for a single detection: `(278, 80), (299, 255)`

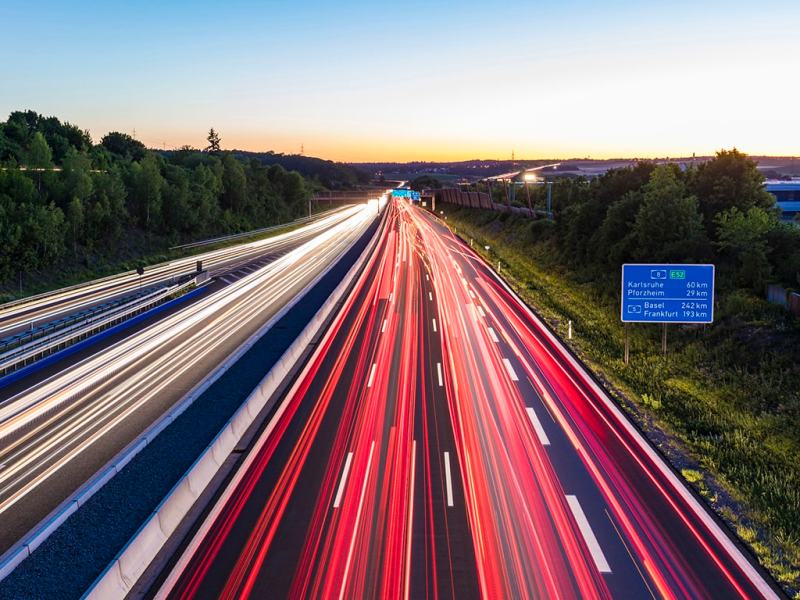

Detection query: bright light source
(523, 172), (537, 182)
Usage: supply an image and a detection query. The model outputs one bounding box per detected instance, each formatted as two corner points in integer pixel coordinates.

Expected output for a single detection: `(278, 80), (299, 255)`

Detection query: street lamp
(523, 173), (536, 214)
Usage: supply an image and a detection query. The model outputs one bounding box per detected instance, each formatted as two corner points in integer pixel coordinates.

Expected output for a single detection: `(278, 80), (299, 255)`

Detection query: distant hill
(354, 156), (800, 182)
(228, 151), (370, 189)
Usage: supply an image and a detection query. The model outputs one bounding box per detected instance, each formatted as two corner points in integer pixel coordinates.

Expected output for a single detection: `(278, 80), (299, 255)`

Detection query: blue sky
(2, 0), (798, 160)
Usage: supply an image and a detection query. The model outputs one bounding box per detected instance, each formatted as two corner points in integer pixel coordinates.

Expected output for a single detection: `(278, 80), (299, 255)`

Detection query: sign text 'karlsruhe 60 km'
(621, 264), (715, 324)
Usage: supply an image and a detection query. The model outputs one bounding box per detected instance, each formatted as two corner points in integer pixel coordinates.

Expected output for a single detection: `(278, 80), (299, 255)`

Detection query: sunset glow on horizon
(2, 0), (798, 162)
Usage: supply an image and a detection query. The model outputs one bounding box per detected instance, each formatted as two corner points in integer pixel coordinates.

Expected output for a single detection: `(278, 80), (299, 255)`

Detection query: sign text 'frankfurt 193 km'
(621, 264), (715, 324)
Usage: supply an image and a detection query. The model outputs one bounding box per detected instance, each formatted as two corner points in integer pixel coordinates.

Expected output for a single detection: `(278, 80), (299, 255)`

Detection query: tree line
(0, 110), (322, 286)
(503, 150), (799, 295)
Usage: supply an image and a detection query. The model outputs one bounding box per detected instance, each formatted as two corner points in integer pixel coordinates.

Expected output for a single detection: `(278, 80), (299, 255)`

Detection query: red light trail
(158, 200), (778, 600)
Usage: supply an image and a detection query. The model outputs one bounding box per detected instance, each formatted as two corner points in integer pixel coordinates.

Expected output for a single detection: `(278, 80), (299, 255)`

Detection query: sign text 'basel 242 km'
(621, 264), (715, 324)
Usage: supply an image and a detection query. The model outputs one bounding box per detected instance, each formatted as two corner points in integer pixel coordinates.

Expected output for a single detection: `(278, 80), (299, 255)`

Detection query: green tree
(410, 175), (443, 191)
(559, 162), (655, 269)
(592, 190), (643, 272)
(205, 128), (221, 153)
(162, 165), (192, 233)
(61, 149), (94, 205)
(0, 128), (16, 164)
(129, 154), (164, 229)
(13, 201), (66, 275)
(715, 206), (777, 291)
(66, 196), (85, 256)
(189, 164), (221, 234)
(101, 132), (146, 161)
(632, 165), (708, 262)
(0, 176), (25, 280)
(690, 149), (774, 234)
(87, 169), (127, 244)
(27, 132), (53, 169)
(281, 170), (308, 217)
(766, 223), (800, 288)
(221, 154), (247, 215)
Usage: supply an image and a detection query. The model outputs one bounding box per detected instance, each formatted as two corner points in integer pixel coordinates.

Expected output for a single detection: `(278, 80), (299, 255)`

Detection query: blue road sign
(392, 189), (420, 201)
(621, 264), (714, 324)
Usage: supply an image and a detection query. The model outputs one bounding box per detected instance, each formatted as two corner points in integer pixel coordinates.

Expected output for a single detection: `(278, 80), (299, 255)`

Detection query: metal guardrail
(0, 278), (196, 377)
(0, 287), (159, 354)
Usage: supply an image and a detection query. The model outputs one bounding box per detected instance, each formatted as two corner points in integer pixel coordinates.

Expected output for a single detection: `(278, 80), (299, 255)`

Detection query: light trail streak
(160, 199), (777, 600)
(0, 205), (375, 520)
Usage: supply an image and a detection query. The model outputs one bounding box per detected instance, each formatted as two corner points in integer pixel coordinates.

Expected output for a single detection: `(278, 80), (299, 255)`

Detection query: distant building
(765, 181), (800, 224)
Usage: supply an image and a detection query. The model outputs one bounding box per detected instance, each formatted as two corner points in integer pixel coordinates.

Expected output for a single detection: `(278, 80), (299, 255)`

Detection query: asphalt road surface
(0, 204), (376, 555)
(156, 200), (779, 600)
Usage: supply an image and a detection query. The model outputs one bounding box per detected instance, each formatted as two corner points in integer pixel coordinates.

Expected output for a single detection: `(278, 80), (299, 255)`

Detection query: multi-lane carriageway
(0, 205), (376, 554)
(0, 206), (353, 341)
(157, 199), (780, 600)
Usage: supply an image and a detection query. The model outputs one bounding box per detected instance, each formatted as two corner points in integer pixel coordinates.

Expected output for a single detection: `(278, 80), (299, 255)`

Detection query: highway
(0, 203), (377, 554)
(156, 199), (779, 600)
(0, 207), (352, 340)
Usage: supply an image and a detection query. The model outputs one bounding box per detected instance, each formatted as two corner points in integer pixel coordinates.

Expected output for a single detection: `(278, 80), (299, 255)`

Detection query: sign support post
(624, 323), (630, 365)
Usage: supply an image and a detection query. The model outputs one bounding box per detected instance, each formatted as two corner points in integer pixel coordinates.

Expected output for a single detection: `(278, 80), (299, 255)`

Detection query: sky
(1, 0), (798, 162)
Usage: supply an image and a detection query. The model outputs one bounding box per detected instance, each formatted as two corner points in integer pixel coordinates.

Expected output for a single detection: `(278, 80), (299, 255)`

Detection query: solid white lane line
(381, 319), (387, 333)
(487, 327), (499, 343)
(437, 362), (444, 387)
(429, 292), (433, 301)
(566, 495), (612, 573)
(477, 305), (486, 317)
(432, 318), (437, 332)
(367, 363), (377, 387)
(443, 451), (454, 507)
(469, 290), (475, 299)
(333, 452), (354, 508)
(502, 358), (519, 381)
(526, 407), (551, 446)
